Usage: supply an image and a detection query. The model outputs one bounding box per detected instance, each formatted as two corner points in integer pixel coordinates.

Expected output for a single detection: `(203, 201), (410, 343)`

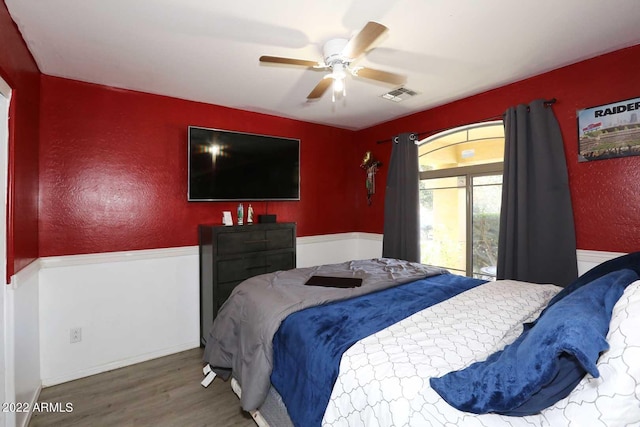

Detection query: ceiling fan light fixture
(332, 63), (346, 88)
(331, 76), (346, 103)
(259, 22), (405, 102)
(323, 38), (349, 64)
(328, 62), (347, 101)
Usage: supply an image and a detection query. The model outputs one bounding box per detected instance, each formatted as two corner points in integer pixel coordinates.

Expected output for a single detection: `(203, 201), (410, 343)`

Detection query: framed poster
(577, 97), (640, 162)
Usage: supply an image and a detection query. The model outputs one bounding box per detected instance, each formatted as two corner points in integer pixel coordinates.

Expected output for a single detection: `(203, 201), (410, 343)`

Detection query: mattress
(323, 280), (558, 426)
(321, 278), (640, 426)
(206, 253), (640, 427)
(230, 379), (293, 427)
(203, 258), (447, 411)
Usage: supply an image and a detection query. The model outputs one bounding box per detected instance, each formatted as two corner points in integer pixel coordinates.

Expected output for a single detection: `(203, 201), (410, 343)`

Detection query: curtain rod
(376, 98), (557, 144)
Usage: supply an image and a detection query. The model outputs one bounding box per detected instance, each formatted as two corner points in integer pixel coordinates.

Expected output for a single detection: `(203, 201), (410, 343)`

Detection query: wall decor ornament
(360, 151), (382, 205)
(577, 96), (640, 162)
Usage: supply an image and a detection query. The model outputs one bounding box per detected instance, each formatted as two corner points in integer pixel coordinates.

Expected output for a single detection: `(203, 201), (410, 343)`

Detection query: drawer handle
(244, 239), (269, 244)
(246, 264), (271, 270)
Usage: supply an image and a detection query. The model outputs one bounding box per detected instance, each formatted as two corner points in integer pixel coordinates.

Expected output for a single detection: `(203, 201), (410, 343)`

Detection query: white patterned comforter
(322, 279), (640, 427)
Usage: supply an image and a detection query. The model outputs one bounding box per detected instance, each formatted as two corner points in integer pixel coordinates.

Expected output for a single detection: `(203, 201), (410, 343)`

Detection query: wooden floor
(29, 348), (255, 427)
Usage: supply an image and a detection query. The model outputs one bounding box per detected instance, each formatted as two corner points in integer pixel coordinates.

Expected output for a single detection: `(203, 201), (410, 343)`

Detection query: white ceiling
(6, 0), (640, 130)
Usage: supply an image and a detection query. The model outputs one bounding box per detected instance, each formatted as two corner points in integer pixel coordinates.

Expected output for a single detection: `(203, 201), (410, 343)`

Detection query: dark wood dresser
(198, 222), (296, 345)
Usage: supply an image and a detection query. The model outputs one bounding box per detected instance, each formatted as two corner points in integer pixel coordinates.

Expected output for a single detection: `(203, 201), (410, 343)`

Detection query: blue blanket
(270, 273), (486, 427)
(430, 268), (638, 415)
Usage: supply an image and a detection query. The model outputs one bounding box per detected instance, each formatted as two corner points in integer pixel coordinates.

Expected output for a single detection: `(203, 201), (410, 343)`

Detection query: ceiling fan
(259, 21), (406, 101)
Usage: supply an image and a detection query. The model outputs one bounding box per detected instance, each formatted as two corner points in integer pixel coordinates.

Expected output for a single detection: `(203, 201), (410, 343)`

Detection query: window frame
(418, 120), (504, 278)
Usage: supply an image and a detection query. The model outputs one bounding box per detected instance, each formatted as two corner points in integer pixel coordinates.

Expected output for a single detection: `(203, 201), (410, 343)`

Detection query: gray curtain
(497, 99), (578, 286)
(382, 132), (420, 262)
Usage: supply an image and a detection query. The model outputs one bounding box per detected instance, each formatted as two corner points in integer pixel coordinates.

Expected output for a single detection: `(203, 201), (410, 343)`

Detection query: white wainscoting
(35, 234), (621, 387)
(296, 232), (383, 267)
(39, 248), (200, 386)
(1, 77), (11, 427)
(576, 249), (626, 276)
(38, 233), (381, 386)
(6, 260), (41, 427)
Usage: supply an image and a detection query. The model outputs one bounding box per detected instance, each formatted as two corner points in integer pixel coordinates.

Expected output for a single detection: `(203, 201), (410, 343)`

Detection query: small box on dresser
(198, 222), (297, 345)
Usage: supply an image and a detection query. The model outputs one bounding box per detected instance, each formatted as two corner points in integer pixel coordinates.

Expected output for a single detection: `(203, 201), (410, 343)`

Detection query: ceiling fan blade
(259, 55), (321, 68)
(354, 67), (406, 85)
(342, 21), (388, 59)
(307, 78), (333, 99)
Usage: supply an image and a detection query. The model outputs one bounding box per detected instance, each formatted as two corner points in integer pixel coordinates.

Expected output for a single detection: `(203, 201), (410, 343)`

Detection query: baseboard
(41, 341), (199, 387)
(17, 384), (41, 427)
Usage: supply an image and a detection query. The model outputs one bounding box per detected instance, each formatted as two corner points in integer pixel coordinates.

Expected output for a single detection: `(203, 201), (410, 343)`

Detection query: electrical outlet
(70, 327), (82, 344)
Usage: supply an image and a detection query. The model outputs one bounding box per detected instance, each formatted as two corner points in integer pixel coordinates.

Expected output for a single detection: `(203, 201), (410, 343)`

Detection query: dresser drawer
(216, 251), (295, 284)
(216, 231), (268, 255)
(266, 251), (295, 272)
(266, 228), (295, 250)
(216, 255), (270, 283)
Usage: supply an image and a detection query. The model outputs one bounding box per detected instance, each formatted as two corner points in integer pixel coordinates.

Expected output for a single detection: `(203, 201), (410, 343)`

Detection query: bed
(202, 254), (640, 427)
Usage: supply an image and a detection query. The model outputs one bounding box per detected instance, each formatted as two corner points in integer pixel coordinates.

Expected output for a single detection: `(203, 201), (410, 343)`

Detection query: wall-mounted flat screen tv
(188, 126), (300, 201)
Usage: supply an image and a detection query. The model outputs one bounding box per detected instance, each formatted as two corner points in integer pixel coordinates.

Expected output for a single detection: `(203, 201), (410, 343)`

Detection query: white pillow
(541, 280), (640, 426)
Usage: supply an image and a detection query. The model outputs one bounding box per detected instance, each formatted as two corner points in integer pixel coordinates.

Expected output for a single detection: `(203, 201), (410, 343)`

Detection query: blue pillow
(543, 251), (640, 313)
(522, 251), (640, 333)
(430, 268), (638, 415)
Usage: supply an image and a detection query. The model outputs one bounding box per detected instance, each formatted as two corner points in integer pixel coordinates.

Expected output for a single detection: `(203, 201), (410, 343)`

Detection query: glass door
(420, 172), (502, 279)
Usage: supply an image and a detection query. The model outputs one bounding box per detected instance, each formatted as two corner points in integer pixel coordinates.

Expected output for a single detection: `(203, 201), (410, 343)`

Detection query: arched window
(418, 121), (504, 279)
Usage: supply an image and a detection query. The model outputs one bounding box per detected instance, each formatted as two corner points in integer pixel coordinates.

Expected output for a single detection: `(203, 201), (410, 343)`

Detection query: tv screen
(188, 126), (300, 201)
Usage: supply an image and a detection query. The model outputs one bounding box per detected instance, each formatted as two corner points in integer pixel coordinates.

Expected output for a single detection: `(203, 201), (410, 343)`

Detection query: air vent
(381, 87), (418, 103)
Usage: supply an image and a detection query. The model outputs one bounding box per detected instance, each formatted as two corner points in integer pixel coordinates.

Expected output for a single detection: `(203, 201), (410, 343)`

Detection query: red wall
(354, 45), (640, 253)
(2, 0), (640, 266)
(0, 2), (41, 279)
(39, 77), (359, 256)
